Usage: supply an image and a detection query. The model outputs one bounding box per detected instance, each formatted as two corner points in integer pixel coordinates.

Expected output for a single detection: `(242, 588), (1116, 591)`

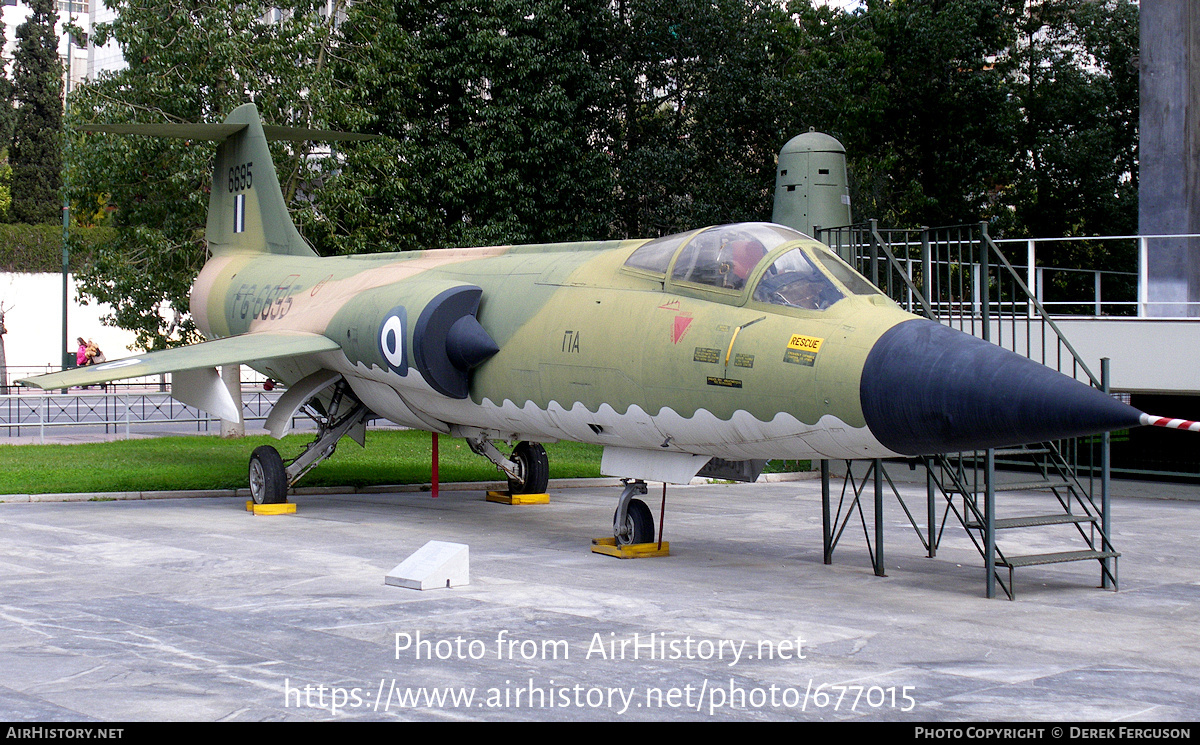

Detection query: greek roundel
(378, 307), (408, 375)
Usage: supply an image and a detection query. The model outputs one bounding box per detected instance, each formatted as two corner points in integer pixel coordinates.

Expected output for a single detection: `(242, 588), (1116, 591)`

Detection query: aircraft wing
(18, 331), (340, 391)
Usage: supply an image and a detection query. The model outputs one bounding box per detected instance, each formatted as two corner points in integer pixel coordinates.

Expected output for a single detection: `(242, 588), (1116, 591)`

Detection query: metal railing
(820, 229), (1200, 318)
(820, 220), (1102, 385)
(0, 389), (312, 443)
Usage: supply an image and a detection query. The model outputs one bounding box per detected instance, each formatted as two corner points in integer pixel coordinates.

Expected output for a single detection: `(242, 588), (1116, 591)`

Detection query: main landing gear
(248, 382), (371, 505)
(613, 479), (655, 545)
(461, 430), (549, 495)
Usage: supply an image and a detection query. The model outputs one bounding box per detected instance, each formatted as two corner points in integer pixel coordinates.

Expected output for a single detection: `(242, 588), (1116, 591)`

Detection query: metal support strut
(614, 479), (649, 545)
(463, 431), (522, 484)
(285, 382), (370, 486)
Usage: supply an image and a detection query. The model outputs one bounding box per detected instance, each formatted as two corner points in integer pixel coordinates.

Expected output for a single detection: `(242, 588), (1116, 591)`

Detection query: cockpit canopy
(623, 222), (881, 311)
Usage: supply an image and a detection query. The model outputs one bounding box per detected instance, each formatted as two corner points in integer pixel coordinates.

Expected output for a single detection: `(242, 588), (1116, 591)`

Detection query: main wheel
(614, 498), (655, 546)
(249, 445), (288, 505)
(508, 441), (549, 495)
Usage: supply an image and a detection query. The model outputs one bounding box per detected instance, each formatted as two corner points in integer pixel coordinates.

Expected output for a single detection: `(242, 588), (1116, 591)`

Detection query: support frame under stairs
(815, 222), (1120, 598)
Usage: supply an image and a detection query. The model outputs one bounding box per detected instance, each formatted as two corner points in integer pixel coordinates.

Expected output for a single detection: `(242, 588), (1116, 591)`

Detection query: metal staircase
(815, 222), (1119, 598)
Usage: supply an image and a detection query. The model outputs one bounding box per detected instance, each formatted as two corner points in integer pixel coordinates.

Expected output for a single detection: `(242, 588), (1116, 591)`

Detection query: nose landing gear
(613, 480), (655, 545)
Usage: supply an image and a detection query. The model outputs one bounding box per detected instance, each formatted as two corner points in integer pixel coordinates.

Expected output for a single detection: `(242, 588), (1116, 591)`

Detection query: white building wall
(0, 272), (140, 372)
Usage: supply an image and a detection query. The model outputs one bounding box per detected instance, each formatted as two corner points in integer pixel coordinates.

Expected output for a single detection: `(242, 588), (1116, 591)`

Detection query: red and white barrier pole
(1140, 414), (1200, 433)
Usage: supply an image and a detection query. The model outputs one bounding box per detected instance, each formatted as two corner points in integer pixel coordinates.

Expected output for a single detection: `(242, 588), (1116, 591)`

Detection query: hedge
(0, 224), (115, 274)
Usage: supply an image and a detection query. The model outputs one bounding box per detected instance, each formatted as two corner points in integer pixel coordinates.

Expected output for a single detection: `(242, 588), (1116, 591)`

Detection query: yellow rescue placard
(784, 334), (824, 367)
(787, 334), (824, 353)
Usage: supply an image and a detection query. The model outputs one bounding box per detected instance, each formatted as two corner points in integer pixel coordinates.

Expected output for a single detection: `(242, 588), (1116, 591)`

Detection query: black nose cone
(446, 314), (500, 370)
(860, 319), (1142, 455)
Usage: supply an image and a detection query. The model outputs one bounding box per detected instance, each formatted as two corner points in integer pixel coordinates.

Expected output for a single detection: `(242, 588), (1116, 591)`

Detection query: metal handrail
(0, 390), (311, 443)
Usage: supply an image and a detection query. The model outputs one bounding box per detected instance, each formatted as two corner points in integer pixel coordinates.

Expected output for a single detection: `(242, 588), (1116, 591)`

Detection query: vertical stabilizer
(206, 104), (316, 257)
(79, 104), (370, 257)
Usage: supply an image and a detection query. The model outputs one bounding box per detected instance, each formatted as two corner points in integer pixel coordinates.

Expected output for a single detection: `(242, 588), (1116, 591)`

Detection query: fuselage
(190, 223), (919, 462)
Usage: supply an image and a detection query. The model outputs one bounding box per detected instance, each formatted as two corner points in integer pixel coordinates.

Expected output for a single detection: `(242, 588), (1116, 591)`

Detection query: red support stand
(432, 432), (439, 499)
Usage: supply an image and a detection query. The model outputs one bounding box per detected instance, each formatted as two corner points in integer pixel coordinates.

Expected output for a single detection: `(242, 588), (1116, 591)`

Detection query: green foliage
(317, 0), (620, 253)
(68, 0), (347, 350)
(10, 0), (62, 225)
(68, 0), (1139, 341)
(796, 0), (1138, 238)
(607, 0), (797, 235)
(842, 0), (1021, 227)
(0, 223), (114, 273)
(1000, 0), (1140, 238)
(318, 0), (800, 251)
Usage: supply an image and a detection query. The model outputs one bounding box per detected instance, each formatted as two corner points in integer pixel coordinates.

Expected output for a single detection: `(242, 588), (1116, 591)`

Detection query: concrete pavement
(0, 477), (1197, 722)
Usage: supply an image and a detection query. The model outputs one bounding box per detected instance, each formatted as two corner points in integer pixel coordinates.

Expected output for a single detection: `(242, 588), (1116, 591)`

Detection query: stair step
(993, 447), (1051, 456)
(994, 479), (1072, 492)
(967, 514), (1099, 530)
(997, 550), (1119, 568)
(944, 480), (1073, 496)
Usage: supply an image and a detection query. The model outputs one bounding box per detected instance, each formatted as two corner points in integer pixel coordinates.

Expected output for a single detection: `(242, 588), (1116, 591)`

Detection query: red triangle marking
(672, 315), (694, 344)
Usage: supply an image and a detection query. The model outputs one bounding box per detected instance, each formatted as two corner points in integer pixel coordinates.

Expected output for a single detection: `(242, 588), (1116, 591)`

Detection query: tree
(1003, 0), (1139, 238)
(10, 0), (63, 225)
(68, 0), (346, 350)
(321, 0), (799, 249)
(821, 0), (1021, 228)
(69, 0), (1140, 348)
(317, 0), (620, 255)
(604, 0), (798, 236)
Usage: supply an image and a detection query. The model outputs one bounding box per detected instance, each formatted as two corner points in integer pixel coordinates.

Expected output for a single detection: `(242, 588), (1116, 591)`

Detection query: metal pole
(869, 219), (880, 288)
(874, 458), (885, 577)
(431, 432), (439, 499)
(821, 459), (831, 564)
(61, 13), (73, 373)
(926, 458), (936, 558)
(1101, 358), (1113, 589)
(985, 448), (996, 598)
(1138, 236), (1149, 317)
(980, 223), (991, 343)
(921, 228), (932, 317)
(1026, 239), (1036, 318)
(657, 483), (666, 551)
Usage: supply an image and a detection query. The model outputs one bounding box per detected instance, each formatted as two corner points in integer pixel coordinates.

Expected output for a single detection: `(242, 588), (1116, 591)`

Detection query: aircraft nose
(859, 318), (1142, 455)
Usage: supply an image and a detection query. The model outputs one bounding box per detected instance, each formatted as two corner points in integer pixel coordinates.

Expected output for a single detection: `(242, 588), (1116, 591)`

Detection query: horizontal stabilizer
(18, 332), (341, 390)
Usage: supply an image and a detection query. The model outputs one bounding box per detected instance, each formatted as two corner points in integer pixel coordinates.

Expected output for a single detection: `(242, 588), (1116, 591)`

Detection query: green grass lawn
(0, 430), (605, 495)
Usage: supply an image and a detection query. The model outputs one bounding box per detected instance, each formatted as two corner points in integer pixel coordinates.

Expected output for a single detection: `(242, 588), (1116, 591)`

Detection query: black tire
(613, 498), (655, 546)
(508, 441), (549, 495)
(249, 445), (288, 505)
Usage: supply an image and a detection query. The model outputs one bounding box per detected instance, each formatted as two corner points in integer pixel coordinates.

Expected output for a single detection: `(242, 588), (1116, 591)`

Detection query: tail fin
(206, 104), (314, 257)
(80, 103), (372, 258)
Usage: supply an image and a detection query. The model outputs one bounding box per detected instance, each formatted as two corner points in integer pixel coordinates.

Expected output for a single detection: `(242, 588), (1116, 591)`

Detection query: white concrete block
(385, 540), (469, 590)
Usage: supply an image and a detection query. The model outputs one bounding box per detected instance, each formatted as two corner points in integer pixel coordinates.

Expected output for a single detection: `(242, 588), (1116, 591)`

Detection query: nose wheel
(614, 497), (654, 545)
(613, 480), (655, 545)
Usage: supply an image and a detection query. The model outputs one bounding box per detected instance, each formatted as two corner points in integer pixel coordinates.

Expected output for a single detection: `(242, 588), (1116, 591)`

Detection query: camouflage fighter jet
(21, 104), (1147, 544)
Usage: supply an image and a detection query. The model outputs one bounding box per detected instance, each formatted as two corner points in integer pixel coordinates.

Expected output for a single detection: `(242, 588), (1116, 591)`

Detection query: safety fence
(818, 226), (1200, 319)
(0, 389), (312, 443)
